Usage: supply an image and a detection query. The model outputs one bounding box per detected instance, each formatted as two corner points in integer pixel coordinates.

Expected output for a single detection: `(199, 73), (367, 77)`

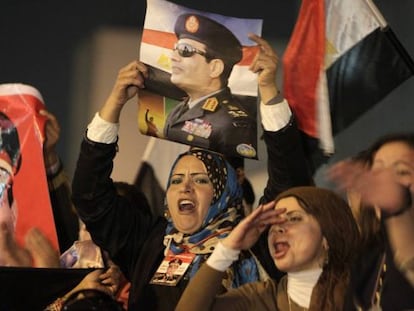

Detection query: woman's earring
(324, 252), (329, 267)
(163, 201), (171, 220)
(321, 239), (329, 267)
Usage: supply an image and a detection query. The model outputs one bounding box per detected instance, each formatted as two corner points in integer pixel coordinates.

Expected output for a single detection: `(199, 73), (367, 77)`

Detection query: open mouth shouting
(178, 199), (196, 213)
(272, 241), (290, 259)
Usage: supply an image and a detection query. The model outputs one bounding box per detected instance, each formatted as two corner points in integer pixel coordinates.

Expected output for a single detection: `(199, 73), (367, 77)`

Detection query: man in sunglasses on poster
(163, 13), (258, 159)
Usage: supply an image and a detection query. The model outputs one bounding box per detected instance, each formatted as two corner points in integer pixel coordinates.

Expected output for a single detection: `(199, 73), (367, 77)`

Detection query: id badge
(150, 250), (196, 286)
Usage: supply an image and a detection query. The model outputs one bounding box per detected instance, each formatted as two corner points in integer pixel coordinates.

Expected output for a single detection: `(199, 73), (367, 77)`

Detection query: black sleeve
(47, 163), (79, 253)
(260, 116), (314, 204)
(253, 116), (314, 280)
(71, 137), (157, 277)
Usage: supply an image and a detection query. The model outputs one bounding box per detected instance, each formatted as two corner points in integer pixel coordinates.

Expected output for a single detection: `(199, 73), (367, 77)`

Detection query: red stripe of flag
(283, 0), (325, 138)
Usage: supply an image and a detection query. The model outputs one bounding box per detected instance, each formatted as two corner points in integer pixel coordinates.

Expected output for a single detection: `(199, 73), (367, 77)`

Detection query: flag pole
(364, 0), (388, 29)
(142, 136), (157, 162)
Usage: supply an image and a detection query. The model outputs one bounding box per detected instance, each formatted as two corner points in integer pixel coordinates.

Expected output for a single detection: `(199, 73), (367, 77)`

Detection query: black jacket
(71, 116), (313, 310)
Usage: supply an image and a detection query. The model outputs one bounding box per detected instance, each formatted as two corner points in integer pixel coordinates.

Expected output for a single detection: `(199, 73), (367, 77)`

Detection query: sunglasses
(173, 42), (208, 58)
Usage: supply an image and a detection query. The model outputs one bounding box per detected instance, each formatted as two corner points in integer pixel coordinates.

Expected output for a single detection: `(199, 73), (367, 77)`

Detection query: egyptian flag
(283, 0), (414, 171)
(0, 84), (58, 253)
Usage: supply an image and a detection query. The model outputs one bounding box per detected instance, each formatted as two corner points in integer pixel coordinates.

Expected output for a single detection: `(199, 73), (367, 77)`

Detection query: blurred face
(166, 155), (214, 234)
(372, 141), (414, 185)
(170, 38), (212, 93)
(267, 197), (327, 272)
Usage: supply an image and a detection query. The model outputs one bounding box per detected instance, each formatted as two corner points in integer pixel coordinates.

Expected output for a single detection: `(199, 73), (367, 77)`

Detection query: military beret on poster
(174, 13), (243, 66)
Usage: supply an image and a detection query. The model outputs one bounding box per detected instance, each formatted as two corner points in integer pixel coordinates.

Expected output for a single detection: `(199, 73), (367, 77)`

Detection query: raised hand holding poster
(139, 0), (263, 159)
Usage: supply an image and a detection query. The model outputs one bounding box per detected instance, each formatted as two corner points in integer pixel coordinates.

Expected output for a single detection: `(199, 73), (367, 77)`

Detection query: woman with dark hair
(176, 186), (360, 311)
(328, 132), (414, 310)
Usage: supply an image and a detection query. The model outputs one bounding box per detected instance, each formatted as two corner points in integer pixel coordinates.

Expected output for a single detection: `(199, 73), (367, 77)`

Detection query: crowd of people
(0, 11), (413, 311)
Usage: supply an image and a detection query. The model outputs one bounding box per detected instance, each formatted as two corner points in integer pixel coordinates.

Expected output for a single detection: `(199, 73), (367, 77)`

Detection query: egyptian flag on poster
(283, 0), (414, 171)
(138, 0), (262, 158)
(0, 84), (58, 257)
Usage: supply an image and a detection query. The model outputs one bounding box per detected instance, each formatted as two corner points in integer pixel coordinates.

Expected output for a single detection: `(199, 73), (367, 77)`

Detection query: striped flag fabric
(0, 84), (58, 254)
(283, 0), (414, 170)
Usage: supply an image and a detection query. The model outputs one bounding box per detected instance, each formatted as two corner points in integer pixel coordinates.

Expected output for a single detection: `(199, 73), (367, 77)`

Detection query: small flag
(283, 0), (414, 171)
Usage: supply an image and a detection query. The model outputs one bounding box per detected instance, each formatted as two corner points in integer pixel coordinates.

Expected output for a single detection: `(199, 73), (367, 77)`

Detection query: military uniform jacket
(163, 87), (257, 158)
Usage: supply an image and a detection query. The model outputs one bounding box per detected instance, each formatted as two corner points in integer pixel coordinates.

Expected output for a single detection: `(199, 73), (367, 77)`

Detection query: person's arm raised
(248, 34), (279, 104)
(222, 201), (283, 251)
(328, 160), (414, 286)
(176, 202), (285, 311)
(99, 60), (148, 123)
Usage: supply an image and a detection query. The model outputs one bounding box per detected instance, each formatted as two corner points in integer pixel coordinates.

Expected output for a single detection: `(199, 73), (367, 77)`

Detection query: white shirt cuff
(260, 98), (292, 131)
(206, 241), (240, 272)
(86, 112), (119, 144)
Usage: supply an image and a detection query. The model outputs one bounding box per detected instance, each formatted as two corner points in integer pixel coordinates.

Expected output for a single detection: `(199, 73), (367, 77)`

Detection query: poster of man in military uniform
(138, 0), (263, 159)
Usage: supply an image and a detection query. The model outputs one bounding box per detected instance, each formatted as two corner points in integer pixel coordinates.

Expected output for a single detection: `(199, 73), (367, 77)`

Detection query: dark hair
(275, 186), (360, 311)
(349, 150), (383, 250)
(62, 289), (125, 311)
(365, 132), (414, 166)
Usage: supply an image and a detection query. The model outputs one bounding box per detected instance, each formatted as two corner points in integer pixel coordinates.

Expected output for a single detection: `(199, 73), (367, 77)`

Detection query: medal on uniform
(227, 105), (239, 110)
(150, 250), (195, 286)
(236, 143), (257, 158)
(181, 119), (212, 138)
(228, 110), (248, 117)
